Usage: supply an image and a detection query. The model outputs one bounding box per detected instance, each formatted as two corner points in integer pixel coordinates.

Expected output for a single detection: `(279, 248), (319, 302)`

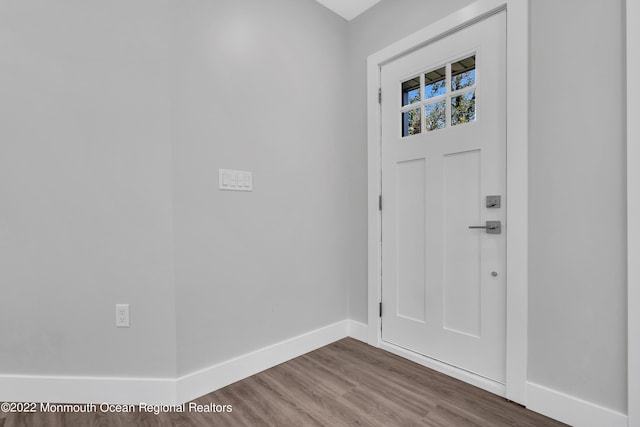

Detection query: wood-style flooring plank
(1, 338), (567, 426)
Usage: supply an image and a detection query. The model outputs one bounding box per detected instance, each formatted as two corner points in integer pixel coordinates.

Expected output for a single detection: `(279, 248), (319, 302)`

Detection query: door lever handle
(468, 221), (501, 234)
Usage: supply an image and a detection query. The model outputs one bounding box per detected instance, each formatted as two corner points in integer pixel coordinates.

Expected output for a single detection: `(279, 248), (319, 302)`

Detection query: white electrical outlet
(115, 304), (130, 328)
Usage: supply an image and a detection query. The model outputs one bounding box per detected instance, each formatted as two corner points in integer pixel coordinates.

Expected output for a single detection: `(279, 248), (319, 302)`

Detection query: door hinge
(379, 302), (382, 317)
(379, 195), (382, 211)
(378, 88), (382, 104)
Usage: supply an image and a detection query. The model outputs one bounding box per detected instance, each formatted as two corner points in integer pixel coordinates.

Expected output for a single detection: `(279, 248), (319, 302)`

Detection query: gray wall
(171, 0), (351, 375)
(0, 0), (351, 381)
(1, 0), (352, 380)
(529, 0), (627, 413)
(349, 0), (627, 414)
(0, 0), (177, 377)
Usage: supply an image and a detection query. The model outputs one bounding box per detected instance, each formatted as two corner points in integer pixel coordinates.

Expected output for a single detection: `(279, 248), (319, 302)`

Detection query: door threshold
(380, 341), (506, 397)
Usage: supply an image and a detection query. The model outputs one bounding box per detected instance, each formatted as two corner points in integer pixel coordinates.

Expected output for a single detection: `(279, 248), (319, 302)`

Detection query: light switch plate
(219, 169), (252, 191)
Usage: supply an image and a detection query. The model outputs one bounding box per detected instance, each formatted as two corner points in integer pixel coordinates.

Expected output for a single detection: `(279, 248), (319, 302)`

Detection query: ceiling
(313, 0), (381, 21)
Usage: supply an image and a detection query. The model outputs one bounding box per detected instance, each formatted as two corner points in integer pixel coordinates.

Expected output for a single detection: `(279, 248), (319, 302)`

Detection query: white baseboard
(527, 382), (628, 427)
(380, 341), (506, 397)
(0, 320), (353, 405)
(347, 320), (368, 342)
(0, 374), (175, 405)
(175, 320), (350, 403)
(3, 322), (629, 427)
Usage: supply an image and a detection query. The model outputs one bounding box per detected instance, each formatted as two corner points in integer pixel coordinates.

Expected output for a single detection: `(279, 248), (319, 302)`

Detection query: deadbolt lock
(486, 195), (501, 208)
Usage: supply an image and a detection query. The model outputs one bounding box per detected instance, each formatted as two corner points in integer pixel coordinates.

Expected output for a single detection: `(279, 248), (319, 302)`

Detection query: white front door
(381, 11), (507, 382)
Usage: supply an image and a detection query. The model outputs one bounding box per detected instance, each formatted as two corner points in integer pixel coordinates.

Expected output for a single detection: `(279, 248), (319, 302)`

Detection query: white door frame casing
(366, 0), (529, 404)
(627, 0), (639, 425)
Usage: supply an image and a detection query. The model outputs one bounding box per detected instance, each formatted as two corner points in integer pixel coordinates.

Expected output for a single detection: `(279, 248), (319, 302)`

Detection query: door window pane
(399, 54), (478, 137)
(425, 101), (446, 131)
(425, 67), (446, 100)
(451, 91), (476, 125)
(402, 108), (421, 136)
(451, 55), (476, 91)
(402, 77), (421, 106)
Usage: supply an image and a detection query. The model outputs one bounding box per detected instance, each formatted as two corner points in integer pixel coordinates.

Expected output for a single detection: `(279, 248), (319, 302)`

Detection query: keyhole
(491, 271), (498, 277)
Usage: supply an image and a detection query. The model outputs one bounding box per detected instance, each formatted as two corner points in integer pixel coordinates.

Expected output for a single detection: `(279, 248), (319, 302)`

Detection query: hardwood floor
(1, 338), (566, 426)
